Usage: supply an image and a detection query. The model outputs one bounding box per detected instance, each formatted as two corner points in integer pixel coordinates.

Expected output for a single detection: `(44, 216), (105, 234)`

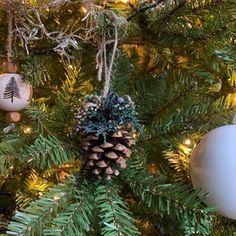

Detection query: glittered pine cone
(74, 93), (140, 180)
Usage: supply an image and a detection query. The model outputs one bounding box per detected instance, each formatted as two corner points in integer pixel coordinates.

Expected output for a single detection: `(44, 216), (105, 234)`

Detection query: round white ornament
(190, 124), (236, 219)
(0, 73), (32, 112)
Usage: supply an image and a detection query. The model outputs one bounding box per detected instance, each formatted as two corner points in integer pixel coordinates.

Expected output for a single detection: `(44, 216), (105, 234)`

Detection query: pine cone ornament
(74, 93), (139, 180)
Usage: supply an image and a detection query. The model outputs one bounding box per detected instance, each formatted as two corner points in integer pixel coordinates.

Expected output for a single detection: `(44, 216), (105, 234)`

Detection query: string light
(81, 6), (88, 14)
(184, 138), (191, 146)
(180, 137), (193, 155)
(68, 64), (74, 69)
(22, 126), (33, 134)
(53, 195), (61, 201)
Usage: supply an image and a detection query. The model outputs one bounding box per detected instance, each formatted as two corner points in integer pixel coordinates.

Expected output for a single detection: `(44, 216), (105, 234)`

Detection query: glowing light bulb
(68, 64), (74, 69)
(53, 196), (61, 201)
(81, 6), (88, 14)
(23, 126), (32, 134)
(184, 138), (191, 146)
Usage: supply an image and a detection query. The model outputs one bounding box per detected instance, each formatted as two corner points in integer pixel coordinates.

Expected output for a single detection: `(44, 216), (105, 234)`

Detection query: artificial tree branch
(127, 0), (166, 22)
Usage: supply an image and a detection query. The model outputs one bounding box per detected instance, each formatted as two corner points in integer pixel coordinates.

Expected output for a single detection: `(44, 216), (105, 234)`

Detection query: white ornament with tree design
(0, 73), (32, 112)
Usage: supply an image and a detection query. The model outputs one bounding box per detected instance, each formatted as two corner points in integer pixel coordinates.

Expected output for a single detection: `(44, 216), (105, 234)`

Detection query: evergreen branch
(95, 182), (141, 236)
(149, 97), (234, 138)
(163, 150), (190, 181)
(7, 178), (75, 236)
(0, 137), (24, 176)
(25, 104), (51, 134)
(121, 159), (215, 235)
(0, 154), (14, 176)
(214, 47), (236, 64)
(154, 0), (188, 24)
(43, 180), (95, 236)
(0, 137), (23, 157)
(22, 135), (77, 170)
(127, 0), (165, 22)
(211, 217), (236, 236)
(15, 169), (52, 209)
(191, 19), (236, 42)
(153, 81), (197, 120)
(146, 0), (236, 52)
(21, 56), (52, 87)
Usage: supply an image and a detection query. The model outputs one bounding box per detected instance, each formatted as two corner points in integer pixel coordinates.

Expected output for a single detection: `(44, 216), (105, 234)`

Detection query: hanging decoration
(0, 4), (32, 125)
(0, 73), (32, 112)
(190, 115), (236, 219)
(75, 93), (139, 180)
(73, 4), (138, 180)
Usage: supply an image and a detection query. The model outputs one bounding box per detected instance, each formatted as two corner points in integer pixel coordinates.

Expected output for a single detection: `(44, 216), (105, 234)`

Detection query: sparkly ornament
(190, 123), (236, 219)
(0, 73), (32, 112)
(74, 93), (139, 180)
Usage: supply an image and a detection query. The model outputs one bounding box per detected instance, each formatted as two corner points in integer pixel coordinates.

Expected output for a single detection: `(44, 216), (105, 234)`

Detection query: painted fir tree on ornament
(0, 73), (32, 122)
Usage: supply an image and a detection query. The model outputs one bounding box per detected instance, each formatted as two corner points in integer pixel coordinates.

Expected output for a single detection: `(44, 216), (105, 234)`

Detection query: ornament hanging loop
(102, 27), (118, 98)
(93, 9), (127, 97)
(5, 8), (17, 73)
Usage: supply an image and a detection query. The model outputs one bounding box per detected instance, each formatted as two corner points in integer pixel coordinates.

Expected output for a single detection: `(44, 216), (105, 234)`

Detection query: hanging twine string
(6, 10), (13, 70)
(102, 27), (118, 97)
(93, 10), (126, 98)
(96, 27), (118, 97)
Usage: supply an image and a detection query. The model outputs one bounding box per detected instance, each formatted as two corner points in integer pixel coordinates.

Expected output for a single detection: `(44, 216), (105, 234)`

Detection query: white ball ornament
(0, 73), (32, 112)
(190, 122), (236, 219)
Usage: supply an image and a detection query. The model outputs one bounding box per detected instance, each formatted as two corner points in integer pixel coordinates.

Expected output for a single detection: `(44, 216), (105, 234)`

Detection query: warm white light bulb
(23, 126), (32, 134)
(81, 6), (88, 13)
(53, 196), (61, 201)
(68, 64), (74, 69)
(184, 138), (191, 146)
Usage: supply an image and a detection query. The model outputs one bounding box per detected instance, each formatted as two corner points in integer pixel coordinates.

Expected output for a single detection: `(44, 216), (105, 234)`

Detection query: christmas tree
(0, 0), (236, 235)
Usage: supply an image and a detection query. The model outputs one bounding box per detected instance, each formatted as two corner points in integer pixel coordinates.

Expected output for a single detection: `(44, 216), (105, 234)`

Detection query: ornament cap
(3, 61), (18, 73)
(6, 111), (21, 123)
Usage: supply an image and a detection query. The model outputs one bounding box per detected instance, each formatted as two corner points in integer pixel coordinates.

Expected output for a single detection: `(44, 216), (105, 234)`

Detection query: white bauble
(190, 125), (236, 219)
(0, 73), (32, 112)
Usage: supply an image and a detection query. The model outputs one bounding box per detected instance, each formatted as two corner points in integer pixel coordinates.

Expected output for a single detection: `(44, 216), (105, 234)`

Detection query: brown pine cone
(82, 124), (137, 180)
